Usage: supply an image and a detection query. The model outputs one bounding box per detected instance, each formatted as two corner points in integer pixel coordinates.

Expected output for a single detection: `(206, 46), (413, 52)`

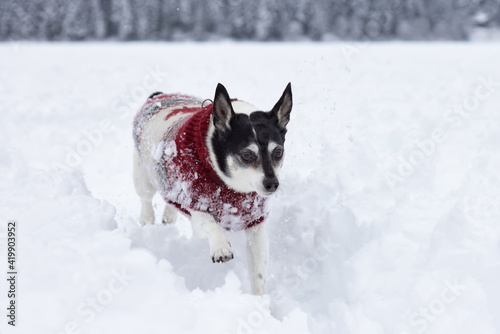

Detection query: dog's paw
(140, 203), (155, 226)
(211, 246), (234, 263)
(140, 216), (155, 226)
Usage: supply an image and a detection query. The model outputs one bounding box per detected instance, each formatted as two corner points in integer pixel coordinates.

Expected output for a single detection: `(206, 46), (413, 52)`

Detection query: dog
(132, 83), (292, 295)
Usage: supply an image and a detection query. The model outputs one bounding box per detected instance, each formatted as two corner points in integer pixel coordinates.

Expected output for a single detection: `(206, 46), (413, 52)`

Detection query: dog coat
(133, 94), (268, 231)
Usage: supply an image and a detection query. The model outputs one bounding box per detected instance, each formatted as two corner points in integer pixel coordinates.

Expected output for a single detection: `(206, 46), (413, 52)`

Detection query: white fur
(246, 143), (259, 155)
(232, 100), (258, 115)
(267, 141), (279, 154)
(133, 148), (156, 226)
(245, 223), (269, 295)
(228, 155), (268, 195)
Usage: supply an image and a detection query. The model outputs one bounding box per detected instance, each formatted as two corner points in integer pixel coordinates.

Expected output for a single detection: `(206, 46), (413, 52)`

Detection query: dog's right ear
(212, 83), (235, 134)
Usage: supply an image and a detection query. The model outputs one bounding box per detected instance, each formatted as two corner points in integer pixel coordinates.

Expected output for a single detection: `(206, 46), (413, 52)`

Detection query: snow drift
(0, 42), (499, 334)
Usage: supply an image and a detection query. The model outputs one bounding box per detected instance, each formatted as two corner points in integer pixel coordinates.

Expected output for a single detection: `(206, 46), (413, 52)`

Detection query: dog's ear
(271, 82), (292, 130)
(213, 83), (235, 134)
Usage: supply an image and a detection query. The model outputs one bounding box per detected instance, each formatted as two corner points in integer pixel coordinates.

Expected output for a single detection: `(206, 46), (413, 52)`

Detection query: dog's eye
(273, 147), (284, 159)
(240, 150), (256, 163)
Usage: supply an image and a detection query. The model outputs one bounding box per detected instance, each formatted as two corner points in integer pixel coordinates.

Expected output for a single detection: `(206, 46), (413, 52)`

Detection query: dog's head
(207, 83), (292, 197)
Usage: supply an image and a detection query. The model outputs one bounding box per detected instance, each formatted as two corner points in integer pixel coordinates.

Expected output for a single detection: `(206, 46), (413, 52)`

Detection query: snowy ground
(1, 42), (500, 334)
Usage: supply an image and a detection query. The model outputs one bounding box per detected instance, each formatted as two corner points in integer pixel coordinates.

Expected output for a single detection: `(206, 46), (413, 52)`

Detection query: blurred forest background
(1, 0), (500, 41)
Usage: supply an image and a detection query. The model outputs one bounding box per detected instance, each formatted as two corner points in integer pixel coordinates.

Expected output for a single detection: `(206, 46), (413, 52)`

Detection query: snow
(1, 42), (500, 334)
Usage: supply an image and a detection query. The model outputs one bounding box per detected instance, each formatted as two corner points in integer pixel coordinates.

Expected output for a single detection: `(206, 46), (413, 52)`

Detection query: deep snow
(0, 42), (500, 334)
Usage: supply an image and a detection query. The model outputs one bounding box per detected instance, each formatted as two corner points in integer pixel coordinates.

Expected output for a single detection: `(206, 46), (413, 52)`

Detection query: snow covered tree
(62, 0), (93, 40)
(91, 0), (107, 40)
(132, 0), (161, 40)
(0, 0), (499, 41)
(254, 0), (276, 40)
(110, 0), (134, 40)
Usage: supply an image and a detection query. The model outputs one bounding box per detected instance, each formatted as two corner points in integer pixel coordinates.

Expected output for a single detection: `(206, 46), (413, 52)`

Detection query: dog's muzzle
(263, 177), (279, 193)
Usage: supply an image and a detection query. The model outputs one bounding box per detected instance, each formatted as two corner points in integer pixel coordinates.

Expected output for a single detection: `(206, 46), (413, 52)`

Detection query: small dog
(132, 83), (292, 295)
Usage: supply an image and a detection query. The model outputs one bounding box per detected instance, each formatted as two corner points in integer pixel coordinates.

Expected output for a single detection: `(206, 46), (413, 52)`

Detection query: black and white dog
(132, 83), (292, 295)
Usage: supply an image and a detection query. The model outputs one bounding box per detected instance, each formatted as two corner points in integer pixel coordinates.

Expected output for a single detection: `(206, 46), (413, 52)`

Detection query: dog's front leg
(189, 211), (233, 263)
(245, 223), (269, 295)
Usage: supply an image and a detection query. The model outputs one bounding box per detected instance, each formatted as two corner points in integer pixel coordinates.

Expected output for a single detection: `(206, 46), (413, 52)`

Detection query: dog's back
(133, 93), (203, 191)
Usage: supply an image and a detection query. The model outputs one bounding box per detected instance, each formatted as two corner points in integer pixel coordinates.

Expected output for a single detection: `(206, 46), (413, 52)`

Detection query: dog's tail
(148, 91), (163, 99)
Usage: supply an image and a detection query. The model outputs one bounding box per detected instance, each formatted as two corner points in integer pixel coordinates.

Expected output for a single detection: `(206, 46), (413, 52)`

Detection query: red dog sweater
(133, 94), (268, 231)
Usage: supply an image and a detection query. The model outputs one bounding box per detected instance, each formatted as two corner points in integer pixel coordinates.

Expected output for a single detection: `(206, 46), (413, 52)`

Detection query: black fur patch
(148, 91), (163, 99)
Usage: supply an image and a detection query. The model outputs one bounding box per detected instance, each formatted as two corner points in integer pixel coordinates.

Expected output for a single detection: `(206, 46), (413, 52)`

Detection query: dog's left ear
(271, 82), (293, 130)
(213, 83), (235, 134)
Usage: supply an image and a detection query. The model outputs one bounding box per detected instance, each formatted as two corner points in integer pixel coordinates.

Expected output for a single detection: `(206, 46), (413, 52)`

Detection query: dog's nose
(263, 177), (279, 193)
